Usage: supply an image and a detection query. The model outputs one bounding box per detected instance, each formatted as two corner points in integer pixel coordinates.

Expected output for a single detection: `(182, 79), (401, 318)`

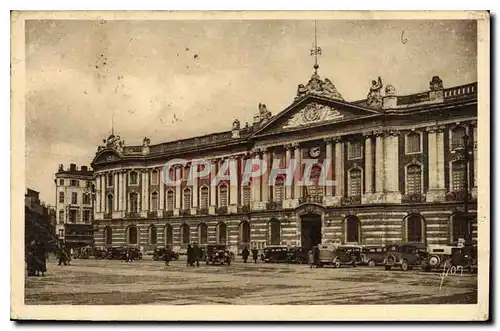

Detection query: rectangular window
(71, 192), (78, 204)
(452, 162), (466, 191)
(242, 185), (251, 206)
(274, 184), (284, 202)
(69, 210), (77, 223)
(59, 179), (64, 186)
(151, 171), (158, 185)
(407, 165), (422, 194)
(183, 190), (192, 210)
(406, 133), (421, 154)
(70, 180), (79, 187)
(349, 170), (362, 197)
(219, 185), (228, 207)
(167, 191), (174, 211)
(59, 210), (64, 223)
(348, 141), (362, 159)
(129, 172), (138, 185)
(83, 210), (90, 223)
(200, 188), (209, 209)
(59, 229), (64, 238)
(59, 192), (64, 203)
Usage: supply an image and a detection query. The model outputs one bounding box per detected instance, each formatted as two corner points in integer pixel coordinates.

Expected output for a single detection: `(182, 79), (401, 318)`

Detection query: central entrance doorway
(300, 213), (322, 251)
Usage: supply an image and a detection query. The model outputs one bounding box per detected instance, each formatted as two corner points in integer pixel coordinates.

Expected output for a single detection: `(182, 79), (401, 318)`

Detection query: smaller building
(54, 164), (94, 248)
(25, 188), (56, 247)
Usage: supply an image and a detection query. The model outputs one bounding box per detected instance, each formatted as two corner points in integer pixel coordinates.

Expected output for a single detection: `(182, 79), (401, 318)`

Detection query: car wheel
(368, 260), (376, 267)
(333, 259), (341, 268)
(385, 266), (391, 270)
(401, 260), (409, 271)
(428, 255), (441, 269)
(352, 261), (357, 267)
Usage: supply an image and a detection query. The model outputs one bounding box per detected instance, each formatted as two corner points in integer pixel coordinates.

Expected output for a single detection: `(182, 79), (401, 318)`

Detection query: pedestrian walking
(34, 240), (47, 277)
(313, 246), (320, 268)
(164, 247), (172, 266)
(242, 247), (250, 263)
(252, 248), (259, 264)
(186, 244), (195, 267)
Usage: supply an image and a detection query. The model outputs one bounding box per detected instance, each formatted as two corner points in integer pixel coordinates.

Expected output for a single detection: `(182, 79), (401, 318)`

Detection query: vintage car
(285, 247), (309, 264)
(261, 246), (289, 263)
(128, 247), (143, 260)
(451, 245), (477, 273)
(360, 246), (386, 267)
(421, 245), (455, 271)
(152, 248), (180, 261)
(205, 244), (231, 265)
(317, 244), (362, 268)
(106, 247), (127, 260)
(384, 243), (428, 271)
(92, 247), (108, 259)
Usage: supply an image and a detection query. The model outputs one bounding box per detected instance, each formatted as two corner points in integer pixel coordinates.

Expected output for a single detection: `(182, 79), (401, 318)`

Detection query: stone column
(261, 150), (269, 203)
(426, 126), (446, 202)
(100, 174), (106, 213)
(95, 175), (101, 213)
(285, 144), (293, 200)
(334, 137), (344, 199)
(141, 171), (147, 211)
(374, 130), (385, 194)
(361, 132), (374, 205)
(190, 164), (199, 209)
(175, 166), (182, 210)
(293, 143), (302, 200)
(209, 160), (217, 214)
(250, 150), (263, 211)
(229, 156), (239, 213)
(159, 167), (165, 212)
(384, 130), (401, 203)
(113, 172), (118, 211)
(325, 138), (334, 196)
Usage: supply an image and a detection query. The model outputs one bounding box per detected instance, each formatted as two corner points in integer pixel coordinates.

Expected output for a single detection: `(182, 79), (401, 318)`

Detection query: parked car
(106, 247), (127, 260)
(261, 246), (289, 263)
(128, 247), (143, 260)
(285, 247), (309, 264)
(205, 244), (231, 265)
(384, 243), (428, 271)
(92, 247), (108, 259)
(422, 245), (455, 271)
(451, 245), (477, 273)
(360, 246), (386, 267)
(152, 248), (180, 261)
(331, 246), (362, 268)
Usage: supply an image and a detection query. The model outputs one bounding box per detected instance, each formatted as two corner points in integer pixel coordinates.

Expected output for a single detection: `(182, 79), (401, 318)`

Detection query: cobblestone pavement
(25, 257), (477, 305)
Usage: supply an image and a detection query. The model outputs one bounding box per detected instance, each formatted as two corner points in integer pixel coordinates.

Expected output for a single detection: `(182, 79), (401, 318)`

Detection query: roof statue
(366, 76), (384, 109)
(232, 119), (240, 131)
(429, 76), (444, 91)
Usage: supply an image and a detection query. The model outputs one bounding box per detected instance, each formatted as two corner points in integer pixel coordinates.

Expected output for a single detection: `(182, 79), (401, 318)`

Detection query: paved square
(25, 257), (477, 305)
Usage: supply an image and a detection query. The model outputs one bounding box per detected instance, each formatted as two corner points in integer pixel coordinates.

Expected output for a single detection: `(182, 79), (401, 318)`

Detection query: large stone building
(54, 164), (95, 248)
(91, 69), (477, 254)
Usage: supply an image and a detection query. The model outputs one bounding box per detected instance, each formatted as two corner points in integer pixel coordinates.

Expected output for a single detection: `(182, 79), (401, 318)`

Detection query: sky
(25, 19), (477, 205)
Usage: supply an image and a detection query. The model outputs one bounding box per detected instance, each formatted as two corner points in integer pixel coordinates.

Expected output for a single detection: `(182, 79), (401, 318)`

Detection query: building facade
(25, 188), (56, 247)
(54, 164), (95, 248)
(91, 71), (478, 254)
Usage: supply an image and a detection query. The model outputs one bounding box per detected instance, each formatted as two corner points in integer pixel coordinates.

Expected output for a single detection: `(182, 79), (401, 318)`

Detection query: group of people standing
(240, 247), (260, 263)
(185, 244), (203, 267)
(26, 240), (47, 277)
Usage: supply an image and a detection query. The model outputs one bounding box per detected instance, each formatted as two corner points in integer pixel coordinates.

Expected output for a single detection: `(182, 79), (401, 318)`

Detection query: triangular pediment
(93, 149), (122, 165)
(251, 95), (381, 137)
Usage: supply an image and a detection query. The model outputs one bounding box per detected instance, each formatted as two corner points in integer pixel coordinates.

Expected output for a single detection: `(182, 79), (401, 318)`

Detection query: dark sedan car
(261, 246), (289, 263)
(360, 246), (386, 267)
(285, 247), (309, 264)
(152, 248), (180, 261)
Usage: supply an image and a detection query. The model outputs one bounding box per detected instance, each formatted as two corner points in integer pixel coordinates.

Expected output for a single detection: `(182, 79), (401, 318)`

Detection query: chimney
(70, 163), (77, 171)
(81, 166), (88, 172)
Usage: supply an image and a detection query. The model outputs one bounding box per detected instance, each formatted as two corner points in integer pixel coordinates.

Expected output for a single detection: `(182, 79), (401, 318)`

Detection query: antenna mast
(310, 20), (322, 74)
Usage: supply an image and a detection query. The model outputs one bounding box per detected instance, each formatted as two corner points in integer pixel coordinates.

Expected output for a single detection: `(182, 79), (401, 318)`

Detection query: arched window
(108, 173), (113, 186)
(198, 223), (208, 245)
(407, 164), (422, 194)
(405, 214), (425, 243)
(274, 176), (285, 202)
(151, 170), (158, 185)
(451, 213), (472, 242)
(451, 161), (466, 192)
(130, 193), (139, 213)
(107, 194), (114, 213)
(166, 190), (174, 211)
(349, 169), (362, 197)
(240, 221), (251, 245)
(242, 184), (251, 206)
(219, 184), (228, 207)
(451, 126), (467, 149)
(151, 192), (158, 211)
(269, 219), (281, 245)
(183, 188), (191, 210)
(217, 222), (227, 244)
(199, 186), (209, 210)
(104, 226), (112, 246)
(345, 216), (360, 243)
(127, 226), (139, 245)
(149, 225), (157, 245)
(180, 223), (190, 245)
(129, 171), (138, 185)
(406, 132), (421, 154)
(164, 224), (173, 247)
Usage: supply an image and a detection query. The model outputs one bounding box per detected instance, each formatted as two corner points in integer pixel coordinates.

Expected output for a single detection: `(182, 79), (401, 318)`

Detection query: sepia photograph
(11, 10), (490, 320)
